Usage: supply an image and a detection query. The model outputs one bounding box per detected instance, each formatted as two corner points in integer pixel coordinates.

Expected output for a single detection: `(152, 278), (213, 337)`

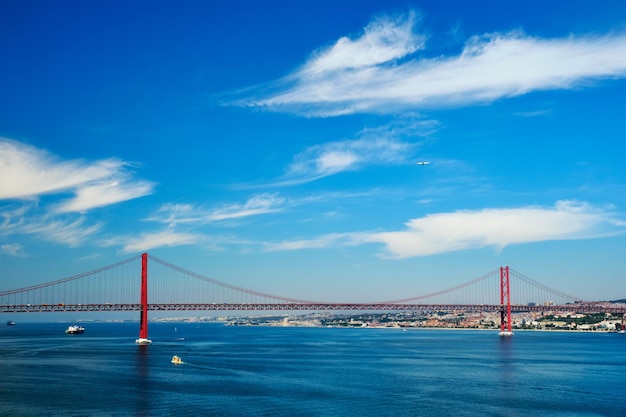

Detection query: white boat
(498, 331), (514, 337)
(65, 324), (85, 334)
(171, 355), (183, 365)
(135, 338), (152, 345)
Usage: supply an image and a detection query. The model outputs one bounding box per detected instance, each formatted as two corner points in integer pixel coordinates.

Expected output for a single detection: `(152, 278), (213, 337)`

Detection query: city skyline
(1, 1), (625, 302)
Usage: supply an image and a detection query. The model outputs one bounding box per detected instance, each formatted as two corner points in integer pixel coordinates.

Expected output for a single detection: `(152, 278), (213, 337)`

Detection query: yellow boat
(171, 355), (183, 365)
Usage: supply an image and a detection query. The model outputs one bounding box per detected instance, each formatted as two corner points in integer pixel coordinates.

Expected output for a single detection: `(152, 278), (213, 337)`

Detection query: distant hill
(609, 299), (626, 303)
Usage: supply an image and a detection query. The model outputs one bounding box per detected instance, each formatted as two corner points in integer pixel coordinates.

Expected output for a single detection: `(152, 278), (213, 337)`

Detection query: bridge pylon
(499, 266), (513, 337)
(135, 253), (152, 345)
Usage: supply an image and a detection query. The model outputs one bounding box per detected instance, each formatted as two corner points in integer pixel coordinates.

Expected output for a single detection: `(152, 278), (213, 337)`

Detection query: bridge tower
(499, 266), (513, 337)
(135, 253), (152, 345)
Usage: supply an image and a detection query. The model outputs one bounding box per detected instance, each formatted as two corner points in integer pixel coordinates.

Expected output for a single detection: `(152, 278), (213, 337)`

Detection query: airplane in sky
(415, 161), (430, 165)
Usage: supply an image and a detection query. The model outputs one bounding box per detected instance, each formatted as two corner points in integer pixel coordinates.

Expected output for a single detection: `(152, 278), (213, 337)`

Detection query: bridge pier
(135, 253), (152, 345)
(499, 266), (513, 337)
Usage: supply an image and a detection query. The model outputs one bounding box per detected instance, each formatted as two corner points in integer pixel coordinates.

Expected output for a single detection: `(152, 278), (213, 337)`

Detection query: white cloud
(233, 117), (437, 189)
(0, 138), (154, 248)
(53, 179), (154, 213)
(364, 200), (626, 258)
(261, 201), (626, 258)
(1, 243), (27, 257)
(264, 233), (350, 252)
(21, 216), (103, 247)
(283, 137), (411, 183)
(149, 203), (196, 225)
(111, 229), (204, 254)
(304, 11), (425, 75)
(149, 193), (285, 226)
(271, 119), (432, 186)
(1, 202), (102, 246)
(207, 193), (285, 221)
(0, 204), (30, 233)
(0, 138), (154, 212)
(514, 109), (552, 117)
(234, 13), (626, 116)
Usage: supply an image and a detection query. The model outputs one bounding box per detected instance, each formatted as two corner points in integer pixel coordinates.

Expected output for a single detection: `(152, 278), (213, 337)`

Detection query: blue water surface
(1, 322), (624, 416)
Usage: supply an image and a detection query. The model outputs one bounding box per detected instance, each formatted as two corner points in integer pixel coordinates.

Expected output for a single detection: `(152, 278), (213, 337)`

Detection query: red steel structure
(500, 266), (512, 335)
(4, 254), (626, 342)
(135, 261), (514, 342)
(3, 302), (623, 314)
(136, 253), (151, 344)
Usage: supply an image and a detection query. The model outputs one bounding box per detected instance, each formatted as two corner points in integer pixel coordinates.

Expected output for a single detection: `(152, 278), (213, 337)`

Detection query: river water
(1, 322), (624, 416)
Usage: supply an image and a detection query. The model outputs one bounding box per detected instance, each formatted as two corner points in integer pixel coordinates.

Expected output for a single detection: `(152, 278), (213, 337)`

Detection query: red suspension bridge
(1, 253), (624, 342)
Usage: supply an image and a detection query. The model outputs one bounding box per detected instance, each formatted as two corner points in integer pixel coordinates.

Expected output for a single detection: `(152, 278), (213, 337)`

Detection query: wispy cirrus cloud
(514, 109), (552, 117)
(276, 137), (414, 186)
(0, 204), (103, 247)
(231, 12), (626, 116)
(265, 117), (438, 187)
(106, 229), (204, 254)
(264, 201), (626, 258)
(304, 11), (425, 75)
(1, 243), (27, 257)
(0, 138), (154, 212)
(52, 179), (154, 214)
(148, 193), (286, 226)
(0, 138), (154, 250)
(264, 233), (357, 252)
(22, 216), (103, 247)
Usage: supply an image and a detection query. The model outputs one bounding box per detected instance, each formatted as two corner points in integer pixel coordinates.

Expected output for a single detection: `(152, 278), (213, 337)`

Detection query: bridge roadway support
(499, 266), (513, 337)
(135, 253), (152, 345)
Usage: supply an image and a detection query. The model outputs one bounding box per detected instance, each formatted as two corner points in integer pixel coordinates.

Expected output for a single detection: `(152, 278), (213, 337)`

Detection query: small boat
(171, 355), (183, 365)
(65, 324), (85, 334)
(6, 321), (16, 326)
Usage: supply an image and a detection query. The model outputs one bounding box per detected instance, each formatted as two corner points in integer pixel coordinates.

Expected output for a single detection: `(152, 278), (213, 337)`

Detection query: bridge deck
(2, 303), (624, 314)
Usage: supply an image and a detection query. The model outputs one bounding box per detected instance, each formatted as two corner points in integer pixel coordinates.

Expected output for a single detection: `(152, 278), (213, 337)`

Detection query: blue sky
(1, 0), (625, 303)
